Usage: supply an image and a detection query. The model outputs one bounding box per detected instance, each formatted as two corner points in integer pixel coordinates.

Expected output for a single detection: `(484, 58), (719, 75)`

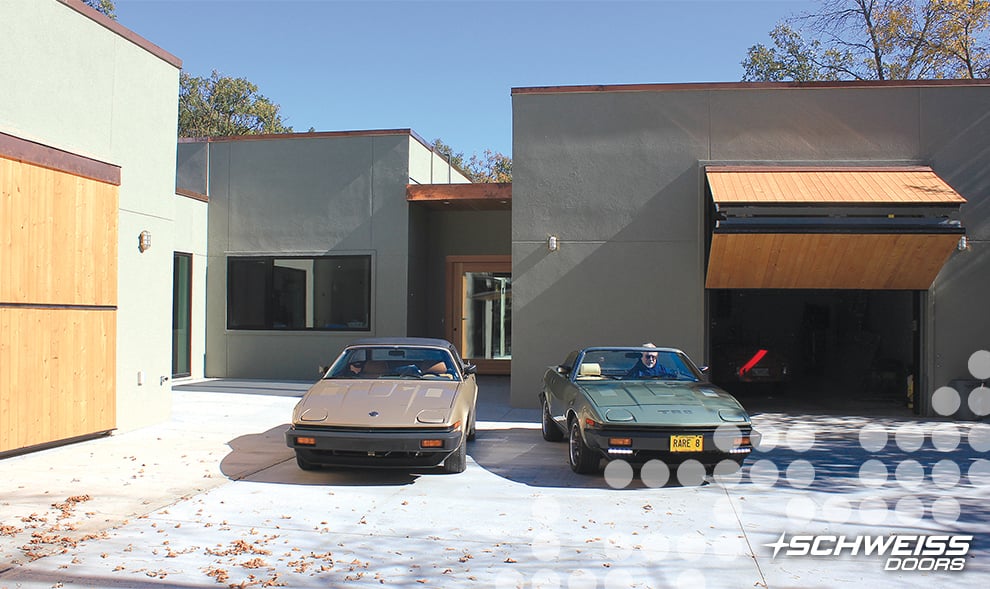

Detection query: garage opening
(708, 289), (919, 413)
(703, 165), (966, 414)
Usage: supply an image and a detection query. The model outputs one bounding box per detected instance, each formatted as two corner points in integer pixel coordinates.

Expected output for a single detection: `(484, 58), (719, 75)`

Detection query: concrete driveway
(1, 377), (988, 588)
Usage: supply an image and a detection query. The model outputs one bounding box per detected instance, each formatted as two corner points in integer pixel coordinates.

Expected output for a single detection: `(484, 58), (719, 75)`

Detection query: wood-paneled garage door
(705, 166), (966, 290)
(1, 133), (119, 454)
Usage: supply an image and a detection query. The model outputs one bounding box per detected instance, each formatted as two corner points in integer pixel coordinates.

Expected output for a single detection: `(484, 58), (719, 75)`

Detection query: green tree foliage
(178, 71), (293, 138)
(83, 0), (116, 18)
(743, 0), (990, 81)
(433, 139), (512, 183)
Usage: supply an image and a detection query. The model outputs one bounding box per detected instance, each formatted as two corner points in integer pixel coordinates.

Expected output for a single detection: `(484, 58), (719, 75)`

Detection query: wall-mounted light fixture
(138, 230), (152, 253)
(547, 235), (559, 252)
(958, 235), (969, 251)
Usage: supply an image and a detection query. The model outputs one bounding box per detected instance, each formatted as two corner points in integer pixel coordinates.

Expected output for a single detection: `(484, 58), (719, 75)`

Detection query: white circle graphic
(604, 570), (638, 589)
(675, 570), (706, 589)
(931, 497), (961, 525)
(567, 569), (597, 589)
(495, 570), (525, 589)
(895, 459), (925, 491)
(532, 532), (561, 562)
(786, 459), (816, 489)
(931, 386), (961, 416)
(713, 424), (742, 452)
(859, 459), (888, 488)
(603, 534), (634, 562)
(969, 424), (990, 452)
(822, 496), (852, 523)
(786, 496), (816, 526)
(533, 569), (561, 589)
(712, 534), (742, 562)
(786, 426), (815, 452)
(532, 496), (561, 524)
(640, 533), (671, 559)
(931, 423), (961, 452)
(677, 460), (707, 487)
(859, 424), (888, 452)
(677, 532), (708, 562)
(641, 459), (670, 488)
(968, 458), (990, 486)
(859, 497), (888, 525)
(968, 385), (990, 417)
(749, 459), (779, 488)
(894, 497), (924, 525)
(712, 459), (743, 486)
(895, 424), (925, 452)
(604, 459), (634, 489)
(931, 459), (961, 489)
(968, 349), (990, 380)
(712, 496), (739, 526)
(754, 424), (779, 452)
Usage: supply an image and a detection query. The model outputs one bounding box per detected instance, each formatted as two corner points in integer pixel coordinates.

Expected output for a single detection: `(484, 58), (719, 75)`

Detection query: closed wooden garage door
(0, 140), (118, 454)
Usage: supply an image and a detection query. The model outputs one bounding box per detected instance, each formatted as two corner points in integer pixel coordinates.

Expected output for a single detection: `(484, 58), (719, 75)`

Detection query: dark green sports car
(539, 346), (758, 474)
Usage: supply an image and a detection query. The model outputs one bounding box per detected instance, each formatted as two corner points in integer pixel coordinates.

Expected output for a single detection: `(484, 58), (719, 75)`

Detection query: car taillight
(585, 418), (600, 428)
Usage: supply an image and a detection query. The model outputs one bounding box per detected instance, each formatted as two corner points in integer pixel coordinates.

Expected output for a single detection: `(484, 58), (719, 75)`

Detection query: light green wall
(0, 0), (182, 430)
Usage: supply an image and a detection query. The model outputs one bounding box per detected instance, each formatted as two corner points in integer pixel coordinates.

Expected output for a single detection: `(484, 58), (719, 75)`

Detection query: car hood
(582, 381), (750, 426)
(292, 379), (460, 428)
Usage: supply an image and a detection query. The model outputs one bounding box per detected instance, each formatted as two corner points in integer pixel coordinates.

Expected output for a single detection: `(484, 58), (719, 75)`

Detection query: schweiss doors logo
(766, 533), (973, 571)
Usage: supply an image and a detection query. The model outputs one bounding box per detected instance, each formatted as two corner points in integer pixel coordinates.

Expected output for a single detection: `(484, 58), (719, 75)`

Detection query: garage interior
(708, 289), (918, 414)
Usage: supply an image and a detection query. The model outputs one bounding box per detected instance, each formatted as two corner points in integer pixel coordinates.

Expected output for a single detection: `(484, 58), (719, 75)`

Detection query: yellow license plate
(670, 435), (703, 452)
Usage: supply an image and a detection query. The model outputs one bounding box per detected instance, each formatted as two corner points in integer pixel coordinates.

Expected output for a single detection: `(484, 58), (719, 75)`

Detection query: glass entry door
(446, 256), (510, 374)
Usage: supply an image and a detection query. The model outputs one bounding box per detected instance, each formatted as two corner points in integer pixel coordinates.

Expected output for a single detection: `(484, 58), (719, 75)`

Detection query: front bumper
(285, 425), (463, 468)
(582, 426), (756, 464)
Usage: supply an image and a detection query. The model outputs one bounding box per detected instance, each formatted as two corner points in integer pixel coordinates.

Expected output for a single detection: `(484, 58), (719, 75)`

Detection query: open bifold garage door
(704, 166), (966, 413)
(705, 166), (965, 290)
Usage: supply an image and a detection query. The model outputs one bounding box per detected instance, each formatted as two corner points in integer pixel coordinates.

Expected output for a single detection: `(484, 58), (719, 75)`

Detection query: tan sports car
(285, 338), (478, 473)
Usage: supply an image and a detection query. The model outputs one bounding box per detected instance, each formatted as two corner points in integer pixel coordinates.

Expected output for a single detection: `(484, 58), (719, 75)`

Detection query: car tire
(541, 398), (564, 442)
(295, 451), (318, 471)
(568, 419), (599, 474)
(442, 439), (467, 474)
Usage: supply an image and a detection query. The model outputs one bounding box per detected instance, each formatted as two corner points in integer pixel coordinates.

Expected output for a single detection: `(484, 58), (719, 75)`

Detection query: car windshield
(326, 347), (459, 381)
(575, 348), (700, 382)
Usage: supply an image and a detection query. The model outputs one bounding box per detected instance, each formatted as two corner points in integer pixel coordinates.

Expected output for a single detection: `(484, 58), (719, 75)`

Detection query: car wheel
(441, 439), (467, 474)
(295, 451), (318, 471)
(568, 419), (599, 474)
(541, 398), (563, 442)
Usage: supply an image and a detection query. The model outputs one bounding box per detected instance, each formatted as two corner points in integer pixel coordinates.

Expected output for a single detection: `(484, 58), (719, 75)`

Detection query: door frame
(445, 255), (511, 375)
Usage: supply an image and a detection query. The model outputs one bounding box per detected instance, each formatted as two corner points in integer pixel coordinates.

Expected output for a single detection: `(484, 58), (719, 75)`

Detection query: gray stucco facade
(510, 81), (990, 413)
(176, 131), (509, 380)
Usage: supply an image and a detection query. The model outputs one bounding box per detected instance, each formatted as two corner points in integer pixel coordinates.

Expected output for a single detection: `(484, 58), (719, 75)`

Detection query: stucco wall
(203, 133), (415, 379)
(511, 83), (990, 411)
(0, 0), (182, 431)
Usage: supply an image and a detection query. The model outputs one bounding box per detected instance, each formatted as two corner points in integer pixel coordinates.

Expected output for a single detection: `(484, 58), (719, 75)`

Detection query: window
(227, 256), (371, 330)
(172, 253), (192, 376)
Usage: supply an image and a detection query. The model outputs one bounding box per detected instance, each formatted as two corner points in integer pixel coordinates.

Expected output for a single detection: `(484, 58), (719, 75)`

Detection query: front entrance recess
(446, 256), (511, 375)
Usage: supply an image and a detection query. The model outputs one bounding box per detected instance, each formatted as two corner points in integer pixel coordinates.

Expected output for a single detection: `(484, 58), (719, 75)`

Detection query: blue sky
(115, 0), (816, 157)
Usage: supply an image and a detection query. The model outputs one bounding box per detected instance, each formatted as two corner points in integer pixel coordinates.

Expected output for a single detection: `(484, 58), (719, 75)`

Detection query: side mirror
(698, 365), (709, 373)
(557, 365), (572, 375)
(464, 364), (478, 375)
(318, 365), (330, 377)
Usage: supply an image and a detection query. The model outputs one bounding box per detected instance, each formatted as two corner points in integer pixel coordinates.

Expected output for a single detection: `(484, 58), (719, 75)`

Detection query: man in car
(624, 343), (676, 379)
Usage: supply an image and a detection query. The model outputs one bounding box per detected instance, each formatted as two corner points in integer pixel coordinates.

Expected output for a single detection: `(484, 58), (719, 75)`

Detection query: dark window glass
(172, 253), (192, 377)
(227, 256), (371, 331)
